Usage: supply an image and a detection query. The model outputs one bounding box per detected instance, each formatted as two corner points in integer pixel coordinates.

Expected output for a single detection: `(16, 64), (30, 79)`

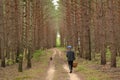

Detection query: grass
(117, 56), (120, 67)
(94, 47), (120, 67)
(75, 47), (120, 80)
(14, 49), (53, 80)
(77, 47), (119, 80)
(57, 46), (120, 80)
(93, 47), (111, 64)
(33, 49), (45, 61)
(76, 59), (111, 80)
(57, 47), (66, 51)
(87, 77), (98, 80)
(56, 47), (110, 80)
(15, 76), (32, 80)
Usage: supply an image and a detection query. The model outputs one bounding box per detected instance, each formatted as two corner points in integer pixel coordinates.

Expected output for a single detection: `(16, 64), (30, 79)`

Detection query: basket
(73, 62), (78, 68)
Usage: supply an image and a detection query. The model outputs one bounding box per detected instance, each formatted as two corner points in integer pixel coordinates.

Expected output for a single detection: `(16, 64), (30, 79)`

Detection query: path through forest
(0, 48), (82, 80)
(46, 48), (81, 80)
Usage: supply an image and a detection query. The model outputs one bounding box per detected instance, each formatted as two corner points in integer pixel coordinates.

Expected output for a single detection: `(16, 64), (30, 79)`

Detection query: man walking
(66, 46), (75, 73)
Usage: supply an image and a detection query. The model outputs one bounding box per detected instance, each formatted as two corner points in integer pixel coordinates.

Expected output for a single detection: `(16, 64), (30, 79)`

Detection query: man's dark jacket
(66, 51), (75, 61)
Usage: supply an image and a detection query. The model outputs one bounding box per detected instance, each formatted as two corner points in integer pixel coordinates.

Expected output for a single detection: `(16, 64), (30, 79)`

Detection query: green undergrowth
(15, 76), (32, 80)
(94, 47), (111, 64)
(106, 47), (111, 61)
(57, 47), (66, 51)
(6, 59), (14, 65)
(117, 57), (120, 67)
(14, 49), (53, 80)
(58, 47), (120, 80)
(94, 47), (120, 67)
(76, 59), (111, 80)
(33, 49), (45, 61)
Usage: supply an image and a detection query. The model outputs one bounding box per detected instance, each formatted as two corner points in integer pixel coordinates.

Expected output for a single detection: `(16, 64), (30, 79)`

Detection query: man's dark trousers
(68, 61), (73, 72)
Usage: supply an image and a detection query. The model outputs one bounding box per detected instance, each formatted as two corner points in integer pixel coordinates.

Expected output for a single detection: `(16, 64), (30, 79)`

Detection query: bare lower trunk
(1, 49), (5, 67)
(27, 49), (32, 69)
(18, 48), (23, 72)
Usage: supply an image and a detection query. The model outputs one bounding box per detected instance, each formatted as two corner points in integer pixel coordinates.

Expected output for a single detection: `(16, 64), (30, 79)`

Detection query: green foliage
(14, 49), (53, 80)
(105, 46), (113, 62)
(56, 35), (61, 47)
(18, 54), (23, 62)
(33, 50), (45, 61)
(6, 59), (14, 65)
(106, 46), (111, 61)
(117, 57), (120, 67)
(19, 54), (23, 58)
(94, 46), (112, 63)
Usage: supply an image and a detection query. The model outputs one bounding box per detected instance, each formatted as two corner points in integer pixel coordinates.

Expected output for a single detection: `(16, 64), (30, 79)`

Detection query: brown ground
(46, 48), (82, 80)
(1, 48), (119, 80)
(0, 48), (83, 80)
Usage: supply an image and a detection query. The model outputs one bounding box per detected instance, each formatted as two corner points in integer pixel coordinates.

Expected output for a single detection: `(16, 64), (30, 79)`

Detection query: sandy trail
(46, 49), (56, 80)
(57, 49), (80, 80)
(46, 48), (81, 80)
(63, 64), (80, 80)
(46, 66), (55, 80)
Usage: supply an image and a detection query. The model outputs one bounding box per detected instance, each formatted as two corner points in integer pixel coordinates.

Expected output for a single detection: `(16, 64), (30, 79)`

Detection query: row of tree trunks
(59, 0), (120, 67)
(0, 0), (57, 72)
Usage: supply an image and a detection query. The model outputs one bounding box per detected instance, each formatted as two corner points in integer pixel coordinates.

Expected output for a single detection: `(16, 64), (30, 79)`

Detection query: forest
(0, 0), (120, 80)
(59, 0), (120, 66)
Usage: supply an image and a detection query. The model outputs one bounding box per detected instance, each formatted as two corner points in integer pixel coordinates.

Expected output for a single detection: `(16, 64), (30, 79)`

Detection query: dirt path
(63, 64), (80, 80)
(46, 49), (56, 80)
(0, 48), (82, 80)
(57, 49), (80, 80)
(46, 48), (81, 80)
(1, 48), (119, 80)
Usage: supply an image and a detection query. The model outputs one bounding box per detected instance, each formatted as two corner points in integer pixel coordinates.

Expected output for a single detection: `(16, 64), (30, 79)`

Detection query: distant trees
(59, 0), (120, 67)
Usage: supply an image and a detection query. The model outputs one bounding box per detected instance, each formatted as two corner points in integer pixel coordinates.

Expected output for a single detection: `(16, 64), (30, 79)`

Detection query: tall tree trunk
(26, 0), (33, 69)
(18, 0), (27, 72)
(0, 0), (5, 67)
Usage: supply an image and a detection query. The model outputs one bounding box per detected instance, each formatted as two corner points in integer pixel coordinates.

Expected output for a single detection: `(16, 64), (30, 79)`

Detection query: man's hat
(67, 45), (72, 49)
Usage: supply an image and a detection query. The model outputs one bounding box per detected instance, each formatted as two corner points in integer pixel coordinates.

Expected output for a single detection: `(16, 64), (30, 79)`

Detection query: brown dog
(50, 57), (52, 61)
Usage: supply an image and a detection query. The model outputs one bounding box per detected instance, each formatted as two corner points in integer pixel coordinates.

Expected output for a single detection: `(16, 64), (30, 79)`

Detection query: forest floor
(0, 48), (120, 80)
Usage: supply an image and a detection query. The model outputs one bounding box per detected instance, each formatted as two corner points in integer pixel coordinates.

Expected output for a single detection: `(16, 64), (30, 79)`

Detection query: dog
(50, 57), (53, 61)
